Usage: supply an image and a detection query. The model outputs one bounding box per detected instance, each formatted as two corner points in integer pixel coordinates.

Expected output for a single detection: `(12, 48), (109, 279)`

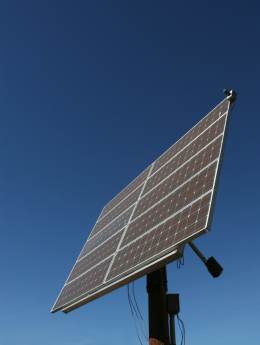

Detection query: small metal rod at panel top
(223, 89), (237, 104)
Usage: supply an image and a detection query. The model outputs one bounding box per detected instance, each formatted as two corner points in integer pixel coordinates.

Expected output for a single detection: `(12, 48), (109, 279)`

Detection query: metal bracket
(189, 241), (223, 278)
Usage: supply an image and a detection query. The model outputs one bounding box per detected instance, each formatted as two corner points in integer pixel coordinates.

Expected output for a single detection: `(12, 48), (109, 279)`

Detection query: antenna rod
(189, 242), (207, 264)
(223, 89), (237, 104)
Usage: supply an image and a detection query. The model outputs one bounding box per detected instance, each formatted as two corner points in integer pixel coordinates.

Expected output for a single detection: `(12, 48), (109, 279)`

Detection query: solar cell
(145, 115), (227, 194)
(152, 100), (229, 173)
(90, 185), (142, 237)
(108, 194), (211, 281)
(53, 258), (111, 311)
(67, 232), (122, 283)
(52, 96), (233, 313)
(99, 165), (151, 219)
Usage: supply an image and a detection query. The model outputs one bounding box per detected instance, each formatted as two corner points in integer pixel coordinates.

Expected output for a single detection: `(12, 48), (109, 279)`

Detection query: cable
(128, 284), (139, 319)
(177, 254), (185, 269)
(176, 315), (183, 345)
(131, 282), (148, 340)
(127, 284), (146, 345)
(177, 314), (186, 345)
(132, 282), (143, 320)
(128, 282), (185, 345)
(127, 284), (144, 345)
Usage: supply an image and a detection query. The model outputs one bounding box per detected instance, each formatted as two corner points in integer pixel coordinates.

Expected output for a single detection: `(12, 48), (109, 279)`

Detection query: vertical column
(147, 266), (170, 345)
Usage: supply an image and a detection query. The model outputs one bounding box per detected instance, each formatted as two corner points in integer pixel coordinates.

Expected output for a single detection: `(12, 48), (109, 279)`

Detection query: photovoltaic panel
(52, 96), (233, 313)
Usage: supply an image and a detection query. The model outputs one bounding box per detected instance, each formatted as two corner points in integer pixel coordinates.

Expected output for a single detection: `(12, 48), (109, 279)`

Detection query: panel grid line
(90, 127), (224, 246)
(141, 132), (224, 199)
(118, 189), (212, 252)
(77, 227), (126, 263)
(65, 253), (115, 286)
(105, 197), (210, 283)
(76, 129), (223, 265)
(51, 207), (105, 311)
(149, 111), (227, 179)
(103, 162), (155, 283)
(151, 98), (229, 173)
(62, 245), (178, 313)
(96, 111), (227, 223)
(128, 158), (218, 225)
(78, 133), (223, 268)
(96, 182), (145, 223)
(99, 165), (151, 219)
(88, 204), (134, 240)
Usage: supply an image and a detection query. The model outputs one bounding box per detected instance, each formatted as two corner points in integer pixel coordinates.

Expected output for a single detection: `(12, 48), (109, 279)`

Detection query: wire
(177, 314), (186, 345)
(128, 284), (139, 318)
(127, 284), (147, 345)
(132, 282), (143, 320)
(127, 284), (144, 345)
(128, 282), (186, 345)
(132, 282), (148, 340)
(177, 254), (185, 269)
(176, 315), (183, 345)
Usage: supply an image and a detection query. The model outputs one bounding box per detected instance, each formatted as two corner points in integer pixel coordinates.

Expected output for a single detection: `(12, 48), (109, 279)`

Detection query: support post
(146, 267), (170, 345)
(167, 294), (180, 345)
(169, 315), (176, 345)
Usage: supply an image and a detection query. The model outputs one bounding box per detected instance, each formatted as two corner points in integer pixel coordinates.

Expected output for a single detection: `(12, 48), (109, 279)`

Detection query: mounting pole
(167, 294), (180, 345)
(147, 266), (170, 345)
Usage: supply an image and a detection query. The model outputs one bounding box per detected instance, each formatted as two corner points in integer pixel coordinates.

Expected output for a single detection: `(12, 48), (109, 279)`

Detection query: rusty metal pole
(146, 266), (170, 345)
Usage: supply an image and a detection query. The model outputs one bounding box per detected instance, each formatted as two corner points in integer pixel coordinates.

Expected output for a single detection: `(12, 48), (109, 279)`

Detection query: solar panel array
(52, 97), (232, 313)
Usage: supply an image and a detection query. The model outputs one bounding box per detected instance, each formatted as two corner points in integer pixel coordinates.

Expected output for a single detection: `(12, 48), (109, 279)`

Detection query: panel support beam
(147, 267), (170, 345)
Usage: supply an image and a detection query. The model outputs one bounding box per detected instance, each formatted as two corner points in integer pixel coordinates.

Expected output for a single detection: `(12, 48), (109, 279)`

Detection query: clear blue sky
(0, 1), (259, 344)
